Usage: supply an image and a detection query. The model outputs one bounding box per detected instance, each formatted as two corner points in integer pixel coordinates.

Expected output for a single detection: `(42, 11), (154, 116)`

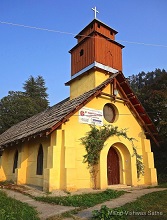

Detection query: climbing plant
(132, 146), (145, 179)
(80, 124), (144, 189)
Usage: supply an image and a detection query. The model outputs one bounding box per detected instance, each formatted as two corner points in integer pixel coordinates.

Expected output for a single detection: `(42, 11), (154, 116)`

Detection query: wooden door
(107, 147), (120, 185)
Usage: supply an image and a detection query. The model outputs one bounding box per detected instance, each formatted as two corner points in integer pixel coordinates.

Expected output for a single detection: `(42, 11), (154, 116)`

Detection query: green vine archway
(80, 125), (144, 189)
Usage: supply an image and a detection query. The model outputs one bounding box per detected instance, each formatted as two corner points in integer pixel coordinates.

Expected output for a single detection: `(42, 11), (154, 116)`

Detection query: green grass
(156, 182), (167, 188)
(0, 180), (14, 186)
(35, 189), (125, 208)
(47, 209), (81, 220)
(93, 190), (167, 220)
(0, 190), (39, 220)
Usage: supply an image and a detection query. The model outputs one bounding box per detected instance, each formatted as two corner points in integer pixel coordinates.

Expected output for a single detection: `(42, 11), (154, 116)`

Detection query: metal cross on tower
(92, 6), (99, 19)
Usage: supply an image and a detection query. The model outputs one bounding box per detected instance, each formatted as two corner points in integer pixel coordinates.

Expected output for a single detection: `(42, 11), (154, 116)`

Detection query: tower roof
(75, 19), (118, 39)
(69, 18), (124, 78)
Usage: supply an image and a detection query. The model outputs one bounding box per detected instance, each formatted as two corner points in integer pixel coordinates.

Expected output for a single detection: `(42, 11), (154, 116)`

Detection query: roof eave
(74, 19), (118, 39)
(115, 73), (160, 146)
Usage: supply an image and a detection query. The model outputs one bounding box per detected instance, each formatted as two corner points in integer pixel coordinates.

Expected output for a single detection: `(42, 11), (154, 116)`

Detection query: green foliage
(156, 182), (167, 188)
(132, 147), (145, 179)
(92, 190), (167, 220)
(157, 174), (167, 184)
(128, 68), (167, 184)
(0, 180), (14, 186)
(92, 205), (111, 220)
(151, 142), (167, 184)
(0, 75), (49, 134)
(0, 91), (38, 134)
(0, 191), (39, 220)
(35, 189), (125, 208)
(80, 125), (143, 188)
(92, 205), (125, 220)
(128, 69), (167, 141)
(81, 125), (133, 168)
(128, 68), (167, 92)
(23, 75), (49, 110)
(112, 190), (167, 220)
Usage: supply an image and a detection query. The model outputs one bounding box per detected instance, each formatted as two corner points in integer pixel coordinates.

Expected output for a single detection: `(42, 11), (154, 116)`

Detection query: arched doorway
(107, 147), (120, 185)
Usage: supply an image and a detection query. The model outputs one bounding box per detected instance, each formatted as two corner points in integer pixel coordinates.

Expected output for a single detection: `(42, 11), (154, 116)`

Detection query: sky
(0, 0), (167, 106)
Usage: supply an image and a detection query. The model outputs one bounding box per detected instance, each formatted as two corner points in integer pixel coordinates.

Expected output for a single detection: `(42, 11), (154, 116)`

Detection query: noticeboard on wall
(79, 107), (103, 126)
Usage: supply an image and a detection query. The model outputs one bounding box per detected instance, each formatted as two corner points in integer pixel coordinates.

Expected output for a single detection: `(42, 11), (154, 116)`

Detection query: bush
(92, 205), (126, 220)
(158, 173), (167, 184)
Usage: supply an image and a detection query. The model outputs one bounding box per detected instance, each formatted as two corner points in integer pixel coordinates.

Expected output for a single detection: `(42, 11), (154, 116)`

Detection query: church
(0, 14), (159, 192)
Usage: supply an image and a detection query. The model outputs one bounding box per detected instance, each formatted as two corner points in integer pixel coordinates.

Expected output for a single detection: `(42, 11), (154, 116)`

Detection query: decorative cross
(92, 6), (99, 19)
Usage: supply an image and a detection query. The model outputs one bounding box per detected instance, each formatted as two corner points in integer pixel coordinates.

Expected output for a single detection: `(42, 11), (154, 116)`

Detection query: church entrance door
(107, 147), (120, 185)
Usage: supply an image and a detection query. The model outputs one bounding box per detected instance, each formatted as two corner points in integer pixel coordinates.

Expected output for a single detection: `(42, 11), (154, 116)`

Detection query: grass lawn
(155, 182), (167, 188)
(35, 189), (125, 208)
(93, 190), (167, 220)
(0, 190), (39, 220)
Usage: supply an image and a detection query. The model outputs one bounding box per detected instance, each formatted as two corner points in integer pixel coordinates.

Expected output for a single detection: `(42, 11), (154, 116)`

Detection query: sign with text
(79, 107), (103, 126)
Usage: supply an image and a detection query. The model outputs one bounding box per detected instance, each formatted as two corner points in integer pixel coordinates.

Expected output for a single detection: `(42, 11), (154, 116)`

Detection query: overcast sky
(0, 0), (167, 105)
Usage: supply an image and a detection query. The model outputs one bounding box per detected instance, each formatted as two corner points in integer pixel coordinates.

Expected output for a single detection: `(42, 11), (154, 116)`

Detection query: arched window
(13, 150), (18, 173)
(36, 144), (43, 175)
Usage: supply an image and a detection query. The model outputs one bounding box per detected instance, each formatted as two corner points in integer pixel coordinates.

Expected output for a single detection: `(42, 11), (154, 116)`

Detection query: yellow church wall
(0, 145), (22, 183)
(64, 72), (137, 189)
(70, 71), (95, 99)
(61, 121), (92, 191)
(55, 84), (157, 191)
(44, 129), (67, 192)
(16, 143), (28, 185)
(0, 150), (8, 181)
(25, 137), (48, 188)
(0, 157), (5, 180)
(70, 70), (110, 99)
(141, 139), (157, 185)
(0, 136), (49, 188)
(0, 80), (157, 191)
(95, 71), (111, 87)
(0, 148), (10, 181)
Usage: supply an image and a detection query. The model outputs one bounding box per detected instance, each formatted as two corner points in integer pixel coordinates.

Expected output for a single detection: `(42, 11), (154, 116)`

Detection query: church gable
(67, 80), (145, 142)
(0, 72), (159, 151)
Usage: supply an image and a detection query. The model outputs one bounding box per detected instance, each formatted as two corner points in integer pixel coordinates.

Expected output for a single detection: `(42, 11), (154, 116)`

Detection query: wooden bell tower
(66, 18), (124, 99)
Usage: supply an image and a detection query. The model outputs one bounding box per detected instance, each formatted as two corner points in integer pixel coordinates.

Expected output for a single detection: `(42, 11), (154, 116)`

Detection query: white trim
(71, 62), (118, 80)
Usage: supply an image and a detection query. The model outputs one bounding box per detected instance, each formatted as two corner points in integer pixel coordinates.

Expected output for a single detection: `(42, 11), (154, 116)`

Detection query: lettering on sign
(79, 107), (103, 126)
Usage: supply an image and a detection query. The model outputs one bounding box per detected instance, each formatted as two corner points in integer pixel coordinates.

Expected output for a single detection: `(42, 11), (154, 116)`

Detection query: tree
(128, 69), (167, 141)
(128, 69), (167, 183)
(0, 76), (49, 134)
(23, 75), (49, 110)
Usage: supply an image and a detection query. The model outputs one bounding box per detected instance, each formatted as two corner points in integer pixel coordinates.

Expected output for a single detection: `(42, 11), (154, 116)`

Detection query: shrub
(92, 205), (126, 220)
